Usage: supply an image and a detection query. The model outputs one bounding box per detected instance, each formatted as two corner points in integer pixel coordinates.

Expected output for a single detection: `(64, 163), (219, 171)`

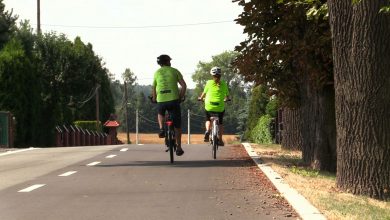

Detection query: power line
(38, 20), (234, 29)
(138, 113), (159, 124)
(190, 112), (204, 118)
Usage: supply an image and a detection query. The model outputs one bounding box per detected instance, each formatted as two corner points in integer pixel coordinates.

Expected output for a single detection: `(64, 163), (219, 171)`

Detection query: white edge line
(87, 161), (101, 166)
(0, 147), (39, 157)
(18, 184), (46, 192)
(242, 143), (327, 220)
(58, 171), (77, 177)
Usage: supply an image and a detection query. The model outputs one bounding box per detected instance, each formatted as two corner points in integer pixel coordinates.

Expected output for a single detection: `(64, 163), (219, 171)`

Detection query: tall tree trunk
(328, 0), (390, 200)
(281, 108), (303, 150)
(300, 80), (337, 172)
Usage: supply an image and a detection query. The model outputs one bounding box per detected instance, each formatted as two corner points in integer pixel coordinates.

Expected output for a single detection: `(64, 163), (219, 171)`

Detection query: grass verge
(250, 144), (390, 220)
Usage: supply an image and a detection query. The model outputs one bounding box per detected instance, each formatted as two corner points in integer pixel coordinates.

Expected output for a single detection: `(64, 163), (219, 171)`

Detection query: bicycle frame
(209, 115), (220, 159)
(164, 112), (176, 163)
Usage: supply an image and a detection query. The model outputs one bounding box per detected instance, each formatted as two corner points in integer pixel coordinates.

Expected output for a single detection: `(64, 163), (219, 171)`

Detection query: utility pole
(124, 82), (130, 144)
(188, 109), (190, 144)
(37, 0), (41, 34)
(136, 109), (139, 145)
(95, 84), (100, 131)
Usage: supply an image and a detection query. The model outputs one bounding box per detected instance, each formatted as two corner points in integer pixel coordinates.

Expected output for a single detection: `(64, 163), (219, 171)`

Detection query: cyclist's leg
(218, 111), (225, 146)
(204, 110), (211, 142)
(169, 100), (184, 155)
(157, 102), (167, 138)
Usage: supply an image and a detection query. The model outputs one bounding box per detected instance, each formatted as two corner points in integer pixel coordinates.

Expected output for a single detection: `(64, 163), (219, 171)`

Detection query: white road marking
(58, 171), (77, 177)
(18, 184), (46, 192)
(138, 144), (144, 146)
(0, 147), (39, 157)
(105, 155), (117, 158)
(87, 161), (101, 166)
(120, 148), (128, 152)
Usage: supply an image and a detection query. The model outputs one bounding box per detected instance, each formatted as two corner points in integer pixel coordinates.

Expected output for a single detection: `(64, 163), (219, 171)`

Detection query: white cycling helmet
(210, 66), (222, 76)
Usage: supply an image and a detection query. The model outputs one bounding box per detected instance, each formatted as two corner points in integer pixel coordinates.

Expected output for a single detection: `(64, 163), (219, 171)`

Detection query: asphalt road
(0, 144), (297, 220)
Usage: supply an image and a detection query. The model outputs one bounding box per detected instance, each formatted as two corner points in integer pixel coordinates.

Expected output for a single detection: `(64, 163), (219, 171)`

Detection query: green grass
(278, 154), (303, 165)
(290, 166), (320, 177)
(320, 196), (390, 220)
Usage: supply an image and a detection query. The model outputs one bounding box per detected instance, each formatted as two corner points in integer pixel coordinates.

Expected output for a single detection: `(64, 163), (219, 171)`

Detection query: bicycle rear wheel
(168, 129), (174, 163)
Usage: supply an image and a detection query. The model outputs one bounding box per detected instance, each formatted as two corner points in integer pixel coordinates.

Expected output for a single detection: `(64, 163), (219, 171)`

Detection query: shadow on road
(97, 159), (254, 168)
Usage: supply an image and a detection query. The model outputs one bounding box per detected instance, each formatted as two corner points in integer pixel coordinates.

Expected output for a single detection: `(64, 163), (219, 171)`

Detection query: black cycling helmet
(157, 54), (172, 65)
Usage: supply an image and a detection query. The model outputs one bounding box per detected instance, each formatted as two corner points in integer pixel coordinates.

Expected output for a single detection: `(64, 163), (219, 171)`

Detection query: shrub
(74, 121), (102, 132)
(250, 114), (273, 144)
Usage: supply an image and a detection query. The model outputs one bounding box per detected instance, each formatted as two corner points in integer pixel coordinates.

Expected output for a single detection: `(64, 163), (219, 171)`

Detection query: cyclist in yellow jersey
(152, 54), (187, 156)
(198, 67), (230, 146)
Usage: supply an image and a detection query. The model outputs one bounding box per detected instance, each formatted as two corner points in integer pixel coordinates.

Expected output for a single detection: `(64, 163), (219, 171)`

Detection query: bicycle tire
(212, 135), (217, 159)
(168, 128), (174, 163)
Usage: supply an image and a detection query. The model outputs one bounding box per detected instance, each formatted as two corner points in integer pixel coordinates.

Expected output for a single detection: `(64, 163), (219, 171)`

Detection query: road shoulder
(242, 143), (327, 220)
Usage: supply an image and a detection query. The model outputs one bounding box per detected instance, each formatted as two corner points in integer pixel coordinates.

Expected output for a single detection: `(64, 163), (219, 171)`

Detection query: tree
(281, 108), (303, 150)
(234, 0), (336, 171)
(328, 0), (390, 200)
(119, 68), (137, 132)
(0, 0), (17, 49)
(0, 39), (41, 146)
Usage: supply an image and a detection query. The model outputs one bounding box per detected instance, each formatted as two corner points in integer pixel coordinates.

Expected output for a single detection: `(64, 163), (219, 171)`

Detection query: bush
(250, 114), (273, 144)
(74, 121), (102, 132)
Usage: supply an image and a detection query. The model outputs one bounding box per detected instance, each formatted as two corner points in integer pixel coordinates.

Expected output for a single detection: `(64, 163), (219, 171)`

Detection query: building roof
(103, 120), (120, 127)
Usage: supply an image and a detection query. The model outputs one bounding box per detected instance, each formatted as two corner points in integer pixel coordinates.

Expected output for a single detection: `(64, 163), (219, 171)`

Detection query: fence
(55, 125), (121, 147)
(0, 111), (14, 148)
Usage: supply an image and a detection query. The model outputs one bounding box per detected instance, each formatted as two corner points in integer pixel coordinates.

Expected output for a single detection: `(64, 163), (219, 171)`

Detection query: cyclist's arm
(199, 92), (206, 100)
(224, 82), (230, 101)
(152, 86), (157, 102)
(178, 79), (187, 100)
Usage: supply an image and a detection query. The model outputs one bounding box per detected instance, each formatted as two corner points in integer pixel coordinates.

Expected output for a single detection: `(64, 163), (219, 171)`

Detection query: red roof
(104, 120), (120, 127)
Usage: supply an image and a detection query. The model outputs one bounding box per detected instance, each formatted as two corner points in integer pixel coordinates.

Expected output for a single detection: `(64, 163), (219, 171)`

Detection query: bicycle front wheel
(212, 135), (218, 159)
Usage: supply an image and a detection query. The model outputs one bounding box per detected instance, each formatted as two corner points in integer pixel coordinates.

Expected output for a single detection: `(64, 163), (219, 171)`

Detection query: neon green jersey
(203, 79), (229, 112)
(152, 66), (183, 103)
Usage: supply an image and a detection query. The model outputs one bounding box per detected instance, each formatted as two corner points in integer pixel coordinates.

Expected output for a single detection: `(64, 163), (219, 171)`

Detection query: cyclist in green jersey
(198, 67), (230, 146)
(152, 54), (187, 156)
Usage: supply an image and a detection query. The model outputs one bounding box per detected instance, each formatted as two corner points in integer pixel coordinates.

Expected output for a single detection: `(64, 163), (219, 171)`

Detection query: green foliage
(74, 121), (102, 132)
(380, 6), (390, 14)
(244, 85), (269, 139)
(0, 1), (17, 49)
(0, 38), (41, 146)
(250, 114), (273, 144)
(0, 13), (114, 146)
(266, 97), (279, 118)
(290, 166), (319, 177)
(122, 68), (137, 85)
(233, 0), (333, 107)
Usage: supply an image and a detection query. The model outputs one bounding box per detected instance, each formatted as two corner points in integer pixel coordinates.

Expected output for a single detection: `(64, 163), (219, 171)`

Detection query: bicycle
(149, 96), (183, 163)
(198, 98), (230, 159)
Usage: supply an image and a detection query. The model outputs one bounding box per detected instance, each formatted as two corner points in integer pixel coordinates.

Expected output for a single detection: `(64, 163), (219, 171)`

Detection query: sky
(4, 0), (246, 88)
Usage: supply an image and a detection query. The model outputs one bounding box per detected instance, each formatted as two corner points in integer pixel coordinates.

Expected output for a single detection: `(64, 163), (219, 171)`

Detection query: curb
(242, 143), (327, 220)
(0, 147), (38, 157)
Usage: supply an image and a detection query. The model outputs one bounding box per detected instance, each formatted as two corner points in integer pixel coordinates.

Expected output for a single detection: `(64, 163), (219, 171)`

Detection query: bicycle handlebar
(148, 96), (185, 103)
(198, 97), (231, 102)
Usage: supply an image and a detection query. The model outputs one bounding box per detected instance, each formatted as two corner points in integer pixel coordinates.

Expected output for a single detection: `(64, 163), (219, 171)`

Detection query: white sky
(4, 0), (245, 88)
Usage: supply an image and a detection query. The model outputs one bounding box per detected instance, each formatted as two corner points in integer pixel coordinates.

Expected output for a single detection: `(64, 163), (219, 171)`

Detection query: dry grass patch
(251, 144), (390, 220)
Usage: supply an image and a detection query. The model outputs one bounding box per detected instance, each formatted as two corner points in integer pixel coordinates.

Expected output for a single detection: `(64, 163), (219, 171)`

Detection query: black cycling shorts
(158, 100), (181, 129)
(205, 110), (225, 125)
